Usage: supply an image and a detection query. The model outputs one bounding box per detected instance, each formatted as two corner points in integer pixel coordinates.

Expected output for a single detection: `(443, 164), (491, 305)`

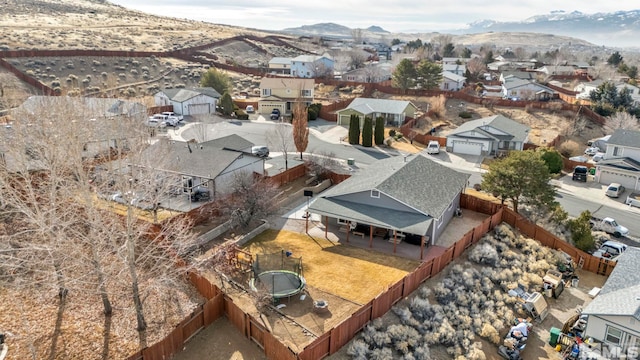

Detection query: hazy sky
(108, 1), (637, 32)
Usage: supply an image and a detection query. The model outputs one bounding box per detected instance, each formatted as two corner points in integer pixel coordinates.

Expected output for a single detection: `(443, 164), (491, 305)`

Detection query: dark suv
(572, 166), (588, 182)
(270, 108), (281, 120)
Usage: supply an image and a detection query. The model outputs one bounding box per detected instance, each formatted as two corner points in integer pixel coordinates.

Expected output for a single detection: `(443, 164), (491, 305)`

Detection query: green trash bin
(347, 158), (355, 166)
(549, 327), (561, 347)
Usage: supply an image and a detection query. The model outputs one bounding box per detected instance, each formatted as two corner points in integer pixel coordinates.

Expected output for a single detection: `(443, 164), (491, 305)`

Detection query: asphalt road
(555, 190), (640, 242)
(179, 120), (402, 166)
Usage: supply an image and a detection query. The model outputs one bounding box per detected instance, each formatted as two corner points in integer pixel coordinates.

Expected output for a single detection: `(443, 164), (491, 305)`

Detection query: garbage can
(549, 327), (562, 346)
(347, 158), (355, 166)
(571, 277), (579, 288)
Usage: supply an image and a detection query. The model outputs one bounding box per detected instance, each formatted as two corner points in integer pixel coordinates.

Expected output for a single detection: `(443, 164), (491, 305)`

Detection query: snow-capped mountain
(459, 10), (640, 48)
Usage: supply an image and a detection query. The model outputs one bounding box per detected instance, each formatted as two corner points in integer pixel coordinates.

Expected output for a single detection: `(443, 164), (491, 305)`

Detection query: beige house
(336, 98), (418, 128)
(258, 78), (314, 115)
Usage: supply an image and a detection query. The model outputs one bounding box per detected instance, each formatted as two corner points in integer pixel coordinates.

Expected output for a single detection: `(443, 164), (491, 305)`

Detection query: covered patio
(305, 210), (489, 261)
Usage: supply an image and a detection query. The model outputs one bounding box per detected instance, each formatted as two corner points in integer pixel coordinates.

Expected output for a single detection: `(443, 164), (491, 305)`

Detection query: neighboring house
(7, 96), (147, 168)
(290, 53), (334, 78)
(307, 154), (470, 248)
(257, 77), (314, 115)
(443, 63), (466, 76)
(132, 134), (263, 200)
(582, 247), (640, 352)
(502, 79), (555, 100)
(268, 57), (292, 75)
(446, 115), (530, 156)
(595, 129), (640, 191)
(536, 65), (578, 76)
(341, 63), (392, 83)
(441, 71), (466, 91)
(499, 70), (537, 83)
(574, 79), (606, 100)
(154, 87), (221, 116)
(336, 98), (418, 128)
(442, 57), (471, 65)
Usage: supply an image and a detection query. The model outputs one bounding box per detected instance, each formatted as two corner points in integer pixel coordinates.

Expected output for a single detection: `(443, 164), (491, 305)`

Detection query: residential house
(443, 63), (466, 76)
(258, 77), (314, 115)
(574, 79), (606, 100)
(502, 79), (555, 100)
(582, 247), (640, 352)
(574, 81), (640, 104)
(268, 57), (292, 75)
(132, 134), (263, 200)
(307, 154), (470, 252)
(290, 53), (334, 78)
(7, 96), (147, 165)
(341, 63), (392, 83)
(499, 70), (537, 83)
(441, 71), (466, 91)
(595, 129), (640, 191)
(446, 115), (530, 156)
(536, 65), (578, 76)
(442, 57), (472, 65)
(336, 98), (418, 128)
(154, 87), (221, 116)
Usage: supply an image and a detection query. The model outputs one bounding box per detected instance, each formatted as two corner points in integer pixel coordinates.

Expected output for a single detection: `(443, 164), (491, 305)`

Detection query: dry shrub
(466, 342), (487, 360)
(430, 95), (446, 118)
(558, 140), (580, 157)
(548, 102), (563, 114)
(479, 323), (501, 344)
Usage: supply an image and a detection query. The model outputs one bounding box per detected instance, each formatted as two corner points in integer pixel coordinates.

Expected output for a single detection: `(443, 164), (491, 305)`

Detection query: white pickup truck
(162, 111), (184, 121)
(590, 216), (630, 238)
(593, 240), (628, 261)
(626, 193), (640, 208)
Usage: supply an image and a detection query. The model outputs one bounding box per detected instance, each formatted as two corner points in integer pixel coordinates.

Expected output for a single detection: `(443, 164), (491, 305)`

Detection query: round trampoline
(250, 270), (306, 300)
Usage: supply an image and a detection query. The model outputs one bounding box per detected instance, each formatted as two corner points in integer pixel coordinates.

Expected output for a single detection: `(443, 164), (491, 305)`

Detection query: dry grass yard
(245, 229), (420, 304)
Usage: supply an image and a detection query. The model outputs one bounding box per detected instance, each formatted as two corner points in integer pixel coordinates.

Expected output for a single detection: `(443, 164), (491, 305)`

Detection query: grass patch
(244, 229), (419, 304)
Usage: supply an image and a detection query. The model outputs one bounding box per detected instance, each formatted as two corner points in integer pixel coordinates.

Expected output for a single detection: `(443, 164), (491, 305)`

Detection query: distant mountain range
(281, 10), (640, 49)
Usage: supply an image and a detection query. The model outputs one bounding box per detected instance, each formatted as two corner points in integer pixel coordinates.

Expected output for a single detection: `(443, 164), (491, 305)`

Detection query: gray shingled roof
(583, 247), (640, 319)
(608, 128), (640, 148)
(159, 87), (221, 103)
(448, 115), (530, 143)
(598, 157), (640, 172)
(202, 134), (254, 152)
(139, 135), (255, 179)
(343, 98), (416, 116)
(316, 154), (469, 218)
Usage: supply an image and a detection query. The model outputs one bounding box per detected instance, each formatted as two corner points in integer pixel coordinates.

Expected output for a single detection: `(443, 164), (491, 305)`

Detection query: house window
(371, 190), (380, 198)
(613, 146), (621, 157)
(444, 82), (449, 90)
(262, 89), (271, 97)
(605, 326), (623, 345)
(301, 89), (311, 97)
(337, 218), (348, 225)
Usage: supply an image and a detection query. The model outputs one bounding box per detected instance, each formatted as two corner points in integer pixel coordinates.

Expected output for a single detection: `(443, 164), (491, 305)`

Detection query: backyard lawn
(244, 229), (420, 304)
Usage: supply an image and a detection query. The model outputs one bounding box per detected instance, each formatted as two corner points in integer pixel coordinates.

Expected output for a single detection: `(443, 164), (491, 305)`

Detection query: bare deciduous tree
(605, 112), (640, 133)
(267, 123), (293, 170)
(223, 172), (278, 230)
(0, 96), (199, 354)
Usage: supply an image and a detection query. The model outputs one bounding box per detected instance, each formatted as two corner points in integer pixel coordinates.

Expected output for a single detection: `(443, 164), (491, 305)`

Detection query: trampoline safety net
(252, 250), (303, 277)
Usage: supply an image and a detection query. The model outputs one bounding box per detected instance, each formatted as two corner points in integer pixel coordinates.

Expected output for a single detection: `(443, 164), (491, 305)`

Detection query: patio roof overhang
(308, 197), (433, 235)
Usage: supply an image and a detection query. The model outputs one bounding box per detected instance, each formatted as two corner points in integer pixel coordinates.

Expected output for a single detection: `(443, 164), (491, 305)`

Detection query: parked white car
(162, 111), (184, 121)
(426, 141), (440, 154)
(584, 147), (599, 156)
(605, 183), (625, 198)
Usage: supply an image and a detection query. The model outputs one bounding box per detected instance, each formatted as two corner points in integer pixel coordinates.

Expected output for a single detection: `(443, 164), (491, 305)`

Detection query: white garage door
(453, 141), (483, 155)
(599, 169), (639, 190)
(187, 103), (211, 115)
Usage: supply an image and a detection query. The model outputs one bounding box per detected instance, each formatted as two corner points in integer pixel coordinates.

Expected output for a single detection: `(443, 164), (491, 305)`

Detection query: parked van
(245, 105), (254, 113)
(605, 183), (625, 198)
(251, 146), (269, 158)
(572, 166), (588, 182)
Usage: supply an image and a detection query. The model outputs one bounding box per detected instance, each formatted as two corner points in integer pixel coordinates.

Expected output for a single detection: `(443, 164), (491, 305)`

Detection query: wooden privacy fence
(267, 163), (307, 186)
(128, 194), (616, 360)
